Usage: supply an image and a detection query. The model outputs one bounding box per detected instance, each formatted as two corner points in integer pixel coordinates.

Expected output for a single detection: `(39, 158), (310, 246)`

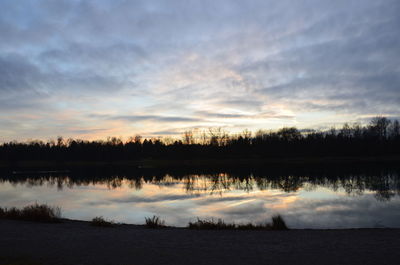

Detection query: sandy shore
(1, 219), (399, 265)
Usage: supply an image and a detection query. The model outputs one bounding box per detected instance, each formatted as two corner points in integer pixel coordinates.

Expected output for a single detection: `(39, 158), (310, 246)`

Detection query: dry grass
(188, 215), (288, 230)
(188, 218), (236, 230)
(145, 216), (166, 228)
(0, 204), (61, 223)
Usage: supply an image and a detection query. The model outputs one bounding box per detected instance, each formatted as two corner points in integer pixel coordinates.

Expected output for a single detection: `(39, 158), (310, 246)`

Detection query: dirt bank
(1, 220), (399, 265)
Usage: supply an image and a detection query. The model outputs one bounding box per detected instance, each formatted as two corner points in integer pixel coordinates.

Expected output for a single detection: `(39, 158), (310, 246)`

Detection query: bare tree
(183, 130), (194, 145)
(369, 116), (391, 139)
(389, 120), (400, 138)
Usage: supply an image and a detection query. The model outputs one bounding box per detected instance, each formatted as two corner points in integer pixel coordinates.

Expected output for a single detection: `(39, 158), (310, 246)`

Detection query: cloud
(38, 42), (147, 77)
(218, 201), (267, 217)
(1, 0), (399, 140)
(150, 130), (181, 136)
(195, 111), (247, 119)
(283, 195), (400, 228)
(0, 54), (43, 93)
(66, 128), (110, 135)
(90, 193), (199, 205)
(195, 111), (294, 120)
(105, 114), (204, 123)
(195, 196), (255, 205)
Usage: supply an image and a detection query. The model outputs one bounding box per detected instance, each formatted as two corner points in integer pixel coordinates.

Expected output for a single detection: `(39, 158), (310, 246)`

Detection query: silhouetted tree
(389, 120), (400, 139)
(277, 127), (301, 141)
(369, 116), (391, 139)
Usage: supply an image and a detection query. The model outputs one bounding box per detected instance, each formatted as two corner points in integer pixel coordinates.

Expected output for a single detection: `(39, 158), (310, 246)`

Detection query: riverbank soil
(1, 220), (399, 265)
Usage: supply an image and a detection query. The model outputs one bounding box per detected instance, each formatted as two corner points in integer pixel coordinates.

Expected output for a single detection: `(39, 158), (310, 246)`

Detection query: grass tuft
(145, 215), (166, 228)
(90, 216), (114, 227)
(0, 203), (61, 223)
(188, 215), (288, 230)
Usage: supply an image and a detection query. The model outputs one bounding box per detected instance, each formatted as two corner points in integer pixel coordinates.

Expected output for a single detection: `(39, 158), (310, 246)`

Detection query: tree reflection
(1, 166), (399, 201)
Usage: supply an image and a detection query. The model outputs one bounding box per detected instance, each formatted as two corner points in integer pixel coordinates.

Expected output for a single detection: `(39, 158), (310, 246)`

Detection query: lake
(1, 166), (399, 228)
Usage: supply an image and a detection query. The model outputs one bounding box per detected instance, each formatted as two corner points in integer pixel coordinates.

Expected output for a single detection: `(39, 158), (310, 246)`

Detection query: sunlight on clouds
(0, 0), (399, 141)
(225, 198), (257, 207)
(269, 195), (299, 210)
(152, 52), (246, 98)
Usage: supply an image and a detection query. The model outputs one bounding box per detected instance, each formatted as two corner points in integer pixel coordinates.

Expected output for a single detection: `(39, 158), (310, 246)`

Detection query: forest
(1, 116), (399, 162)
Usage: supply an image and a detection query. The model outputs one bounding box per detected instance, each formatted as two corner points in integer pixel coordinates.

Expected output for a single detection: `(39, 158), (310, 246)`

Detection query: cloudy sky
(1, 0), (399, 141)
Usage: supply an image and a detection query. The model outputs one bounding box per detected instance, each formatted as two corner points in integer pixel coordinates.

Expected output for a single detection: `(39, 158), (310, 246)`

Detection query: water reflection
(0, 167), (399, 228)
(2, 170), (400, 201)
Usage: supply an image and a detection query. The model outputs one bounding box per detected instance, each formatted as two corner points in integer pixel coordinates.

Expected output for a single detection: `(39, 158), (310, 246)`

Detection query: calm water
(1, 167), (400, 228)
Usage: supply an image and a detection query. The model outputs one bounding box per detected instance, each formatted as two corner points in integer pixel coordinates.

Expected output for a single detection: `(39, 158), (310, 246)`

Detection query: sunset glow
(1, 0), (399, 141)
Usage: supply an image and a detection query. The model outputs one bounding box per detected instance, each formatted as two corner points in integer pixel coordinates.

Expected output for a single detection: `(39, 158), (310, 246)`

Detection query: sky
(1, 0), (399, 141)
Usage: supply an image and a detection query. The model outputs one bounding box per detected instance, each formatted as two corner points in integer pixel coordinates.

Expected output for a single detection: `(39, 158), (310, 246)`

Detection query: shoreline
(1, 219), (399, 265)
(2, 216), (399, 230)
(5, 216), (399, 230)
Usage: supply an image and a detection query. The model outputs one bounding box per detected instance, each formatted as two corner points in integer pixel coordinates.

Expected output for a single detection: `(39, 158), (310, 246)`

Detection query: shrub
(90, 216), (114, 227)
(271, 215), (288, 230)
(0, 204), (61, 223)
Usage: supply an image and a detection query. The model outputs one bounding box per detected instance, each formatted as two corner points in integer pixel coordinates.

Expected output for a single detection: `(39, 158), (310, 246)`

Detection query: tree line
(1, 116), (399, 162)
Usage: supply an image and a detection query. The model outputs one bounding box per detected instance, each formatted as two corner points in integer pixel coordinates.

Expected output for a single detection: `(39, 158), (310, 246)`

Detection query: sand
(1, 219), (399, 265)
